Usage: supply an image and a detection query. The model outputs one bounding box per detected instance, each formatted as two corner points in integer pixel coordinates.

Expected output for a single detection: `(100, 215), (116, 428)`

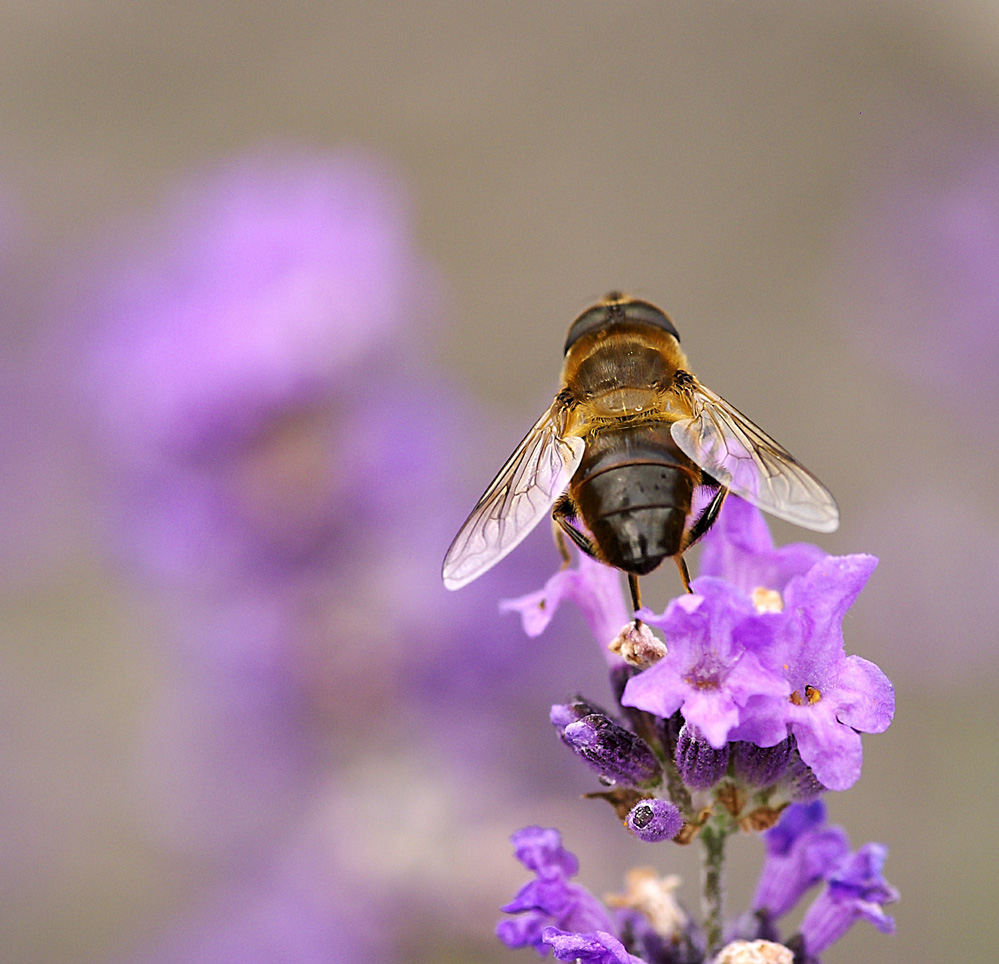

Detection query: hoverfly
(441, 293), (838, 610)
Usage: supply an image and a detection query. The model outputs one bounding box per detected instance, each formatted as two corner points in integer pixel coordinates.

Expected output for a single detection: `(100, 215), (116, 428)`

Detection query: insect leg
(628, 573), (643, 612)
(674, 555), (692, 593)
(672, 485), (726, 595)
(552, 495), (600, 561)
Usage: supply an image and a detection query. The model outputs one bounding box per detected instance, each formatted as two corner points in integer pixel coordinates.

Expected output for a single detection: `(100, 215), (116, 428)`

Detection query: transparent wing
(670, 377), (839, 533)
(442, 402), (585, 590)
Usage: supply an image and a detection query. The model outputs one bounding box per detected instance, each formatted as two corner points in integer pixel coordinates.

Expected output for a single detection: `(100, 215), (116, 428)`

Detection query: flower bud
(783, 752), (827, 801)
(626, 799), (684, 842)
(675, 722), (729, 789)
(732, 738), (792, 788)
(561, 714), (662, 786)
(550, 697), (610, 739)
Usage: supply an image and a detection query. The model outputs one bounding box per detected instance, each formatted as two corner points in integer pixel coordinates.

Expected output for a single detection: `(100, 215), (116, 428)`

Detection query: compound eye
(563, 303), (612, 354)
(563, 296), (680, 354)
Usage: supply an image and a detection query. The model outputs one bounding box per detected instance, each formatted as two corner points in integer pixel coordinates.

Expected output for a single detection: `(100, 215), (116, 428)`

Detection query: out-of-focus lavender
(834, 140), (999, 414)
(68, 149), (605, 961)
(832, 140), (999, 684)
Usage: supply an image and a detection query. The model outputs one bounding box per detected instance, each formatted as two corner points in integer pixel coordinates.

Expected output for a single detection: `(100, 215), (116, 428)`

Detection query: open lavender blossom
(751, 801), (849, 920)
(798, 840), (899, 956)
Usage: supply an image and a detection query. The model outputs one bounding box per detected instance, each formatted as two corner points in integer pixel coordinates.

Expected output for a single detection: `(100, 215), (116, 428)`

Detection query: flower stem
(700, 816), (730, 955)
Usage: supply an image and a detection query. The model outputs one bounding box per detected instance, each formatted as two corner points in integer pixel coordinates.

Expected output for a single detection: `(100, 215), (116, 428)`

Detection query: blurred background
(2, 3), (997, 962)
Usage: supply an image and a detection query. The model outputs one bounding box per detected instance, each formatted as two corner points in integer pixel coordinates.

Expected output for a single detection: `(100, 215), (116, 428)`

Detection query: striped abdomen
(569, 421), (698, 575)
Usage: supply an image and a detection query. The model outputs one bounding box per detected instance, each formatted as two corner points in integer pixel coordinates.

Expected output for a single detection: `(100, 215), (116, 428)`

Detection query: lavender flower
(84, 150), (438, 586)
(498, 463), (897, 962)
(751, 802), (849, 920)
(497, 827), (615, 954)
(742, 555), (894, 792)
(698, 497), (826, 599)
(620, 579), (788, 750)
(500, 830), (704, 963)
(501, 552), (631, 659)
(798, 842), (899, 955)
(622, 537), (892, 791)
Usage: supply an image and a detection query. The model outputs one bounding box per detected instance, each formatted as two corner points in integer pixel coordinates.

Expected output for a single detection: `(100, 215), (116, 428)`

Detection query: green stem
(700, 819), (729, 956)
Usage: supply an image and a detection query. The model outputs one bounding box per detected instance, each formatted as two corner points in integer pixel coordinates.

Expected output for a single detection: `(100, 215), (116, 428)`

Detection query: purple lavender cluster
(499, 496), (898, 963)
(499, 806), (896, 964)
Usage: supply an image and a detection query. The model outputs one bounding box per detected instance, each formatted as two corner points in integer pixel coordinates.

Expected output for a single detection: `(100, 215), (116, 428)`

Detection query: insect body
(442, 293), (838, 604)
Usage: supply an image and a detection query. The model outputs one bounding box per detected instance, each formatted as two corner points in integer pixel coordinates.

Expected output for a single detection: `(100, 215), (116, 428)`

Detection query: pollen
(790, 686), (821, 706)
(751, 587), (784, 613)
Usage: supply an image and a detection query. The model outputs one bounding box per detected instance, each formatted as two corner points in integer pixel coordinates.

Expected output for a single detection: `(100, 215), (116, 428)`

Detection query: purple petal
(698, 496), (827, 596)
(542, 928), (640, 964)
(782, 555), (878, 655)
(799, 843), (898, 955)
(791, 708), (864, 792)
(619, 660), (686, 722)
(501, 555), (629, 653)
(753, 803), (851, 920)
(510, 826), (579, 878)
(834, 656), (895, 733)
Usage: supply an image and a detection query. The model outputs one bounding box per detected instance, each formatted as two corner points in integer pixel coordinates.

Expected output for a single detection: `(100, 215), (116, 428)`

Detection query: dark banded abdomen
(570, 422), (698, 575)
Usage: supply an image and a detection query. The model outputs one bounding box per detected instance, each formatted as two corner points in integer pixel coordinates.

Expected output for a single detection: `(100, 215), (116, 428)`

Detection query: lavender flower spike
(798, 842), (899, 956)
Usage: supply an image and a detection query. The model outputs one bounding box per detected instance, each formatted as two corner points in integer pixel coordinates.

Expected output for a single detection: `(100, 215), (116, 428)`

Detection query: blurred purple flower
(83, 149), (441, 586)
(66, 149), (607, 964)
(834, 142), (999, 412)
(122, 837), (379, 964)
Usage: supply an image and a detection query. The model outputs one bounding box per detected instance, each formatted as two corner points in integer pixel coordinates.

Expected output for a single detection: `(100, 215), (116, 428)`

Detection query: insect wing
(441, 404), (585, 590)
(670, 378), (839, 532)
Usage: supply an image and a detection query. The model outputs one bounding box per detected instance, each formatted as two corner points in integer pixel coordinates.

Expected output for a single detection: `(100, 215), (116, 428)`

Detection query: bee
(441, 293), (838, 610)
